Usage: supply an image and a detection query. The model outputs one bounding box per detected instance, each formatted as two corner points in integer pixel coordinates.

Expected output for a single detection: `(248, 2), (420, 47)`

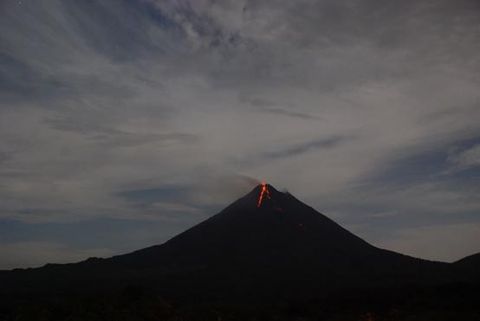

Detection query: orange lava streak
(257, 183), (271, 207)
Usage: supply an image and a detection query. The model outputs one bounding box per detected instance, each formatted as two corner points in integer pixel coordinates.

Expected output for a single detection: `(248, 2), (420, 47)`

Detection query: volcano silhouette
(91, 184), (450, 300)
(112, 184), (430, 274)
(0, 184), (474, 305)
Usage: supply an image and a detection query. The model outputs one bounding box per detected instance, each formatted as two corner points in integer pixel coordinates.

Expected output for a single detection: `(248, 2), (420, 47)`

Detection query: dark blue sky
(1, 0), (479, 269)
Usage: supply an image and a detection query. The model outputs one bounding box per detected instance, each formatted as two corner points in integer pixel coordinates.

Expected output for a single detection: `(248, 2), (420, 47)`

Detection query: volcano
(110, 184), (436, 274)
(0, 184), (478, 315)
(101, 183), (450, 299)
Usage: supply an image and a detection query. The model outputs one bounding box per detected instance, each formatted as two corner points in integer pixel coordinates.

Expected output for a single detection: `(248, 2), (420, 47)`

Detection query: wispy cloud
(263, 135), (352, 160)
(448, 144), (480, 171)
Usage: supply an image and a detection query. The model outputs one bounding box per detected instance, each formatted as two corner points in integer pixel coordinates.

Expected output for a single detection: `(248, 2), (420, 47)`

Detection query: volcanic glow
(257, 182), (271, 207)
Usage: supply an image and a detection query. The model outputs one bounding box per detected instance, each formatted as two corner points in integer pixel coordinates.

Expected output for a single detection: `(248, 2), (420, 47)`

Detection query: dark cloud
(118, 185), (194, 209)
(241, 97), (321, 120)
(259, 106), (321, 120)
(0, 53), (66, 102)
(263, 136), (352, 160)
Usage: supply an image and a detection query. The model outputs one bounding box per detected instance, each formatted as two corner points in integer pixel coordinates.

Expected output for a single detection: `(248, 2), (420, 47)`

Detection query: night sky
(1, 0), (479, 269)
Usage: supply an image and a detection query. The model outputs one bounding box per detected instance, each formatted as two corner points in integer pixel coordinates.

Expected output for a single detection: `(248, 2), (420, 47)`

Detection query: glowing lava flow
(257, 183), (271, 207)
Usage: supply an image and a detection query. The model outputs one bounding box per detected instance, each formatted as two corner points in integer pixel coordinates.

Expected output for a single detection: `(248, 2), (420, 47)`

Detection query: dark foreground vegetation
(1, 283), (479, 321)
